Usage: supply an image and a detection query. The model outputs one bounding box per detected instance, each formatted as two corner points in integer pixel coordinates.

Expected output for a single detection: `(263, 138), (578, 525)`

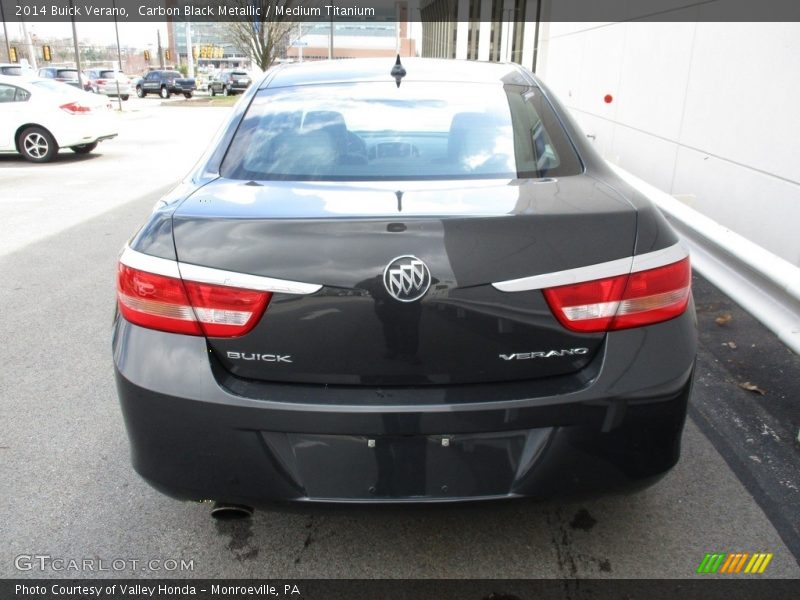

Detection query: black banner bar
(3, 579), (800, 600)
(2, 0), (800, 23)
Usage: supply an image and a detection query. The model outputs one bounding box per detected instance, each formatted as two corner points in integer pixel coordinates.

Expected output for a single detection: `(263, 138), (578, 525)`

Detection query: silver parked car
(85, 69), (132, 100)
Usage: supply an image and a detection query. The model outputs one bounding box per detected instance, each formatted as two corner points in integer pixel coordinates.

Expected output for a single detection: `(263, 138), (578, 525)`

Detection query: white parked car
(0, 63), (35, 76)
(0, 75), (117, 162)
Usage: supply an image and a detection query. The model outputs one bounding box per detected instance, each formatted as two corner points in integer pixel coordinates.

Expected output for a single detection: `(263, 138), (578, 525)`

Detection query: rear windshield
(231, 72), (248, 77)
(100, 70), (122, 78)
(1, 66), (22, 75)
(220, 82), (583, 181)
(57, 69), (79, 79)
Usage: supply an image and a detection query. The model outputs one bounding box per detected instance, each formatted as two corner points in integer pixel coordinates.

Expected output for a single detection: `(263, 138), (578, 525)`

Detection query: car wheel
(210, 87), (216, 97)
(160, 86), (170, 99)
(183, 92), (193, 99)
(70, 142), (98, 154)
(121, 95), (130, 101)
(223, 85), (229, 97)
(136, 86), (145, 98)
(18, 126), (57, 163)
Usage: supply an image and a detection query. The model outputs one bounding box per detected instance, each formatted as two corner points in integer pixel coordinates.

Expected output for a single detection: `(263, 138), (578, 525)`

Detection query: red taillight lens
(543, 257), (691, 332)
(96, 79), (107, 85)
(117, 264), (271, 337)
(60, 102), (92, 114)
(182, 279), (271, 337)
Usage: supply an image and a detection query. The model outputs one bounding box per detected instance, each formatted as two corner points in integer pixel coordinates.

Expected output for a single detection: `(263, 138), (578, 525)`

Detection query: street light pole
(185, 23), (194, 78)
(69, 0), (83, 89)
(21, 20), (38, 70)
(112, 0), (124, 110)
(157, 28), (164, 69)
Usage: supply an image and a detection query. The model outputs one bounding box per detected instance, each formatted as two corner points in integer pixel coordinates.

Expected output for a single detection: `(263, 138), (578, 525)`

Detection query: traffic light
(144, 49), (151, 62)
(9, 46), (18, 63)
(165, 49), (171, 61)
(42, 45), (52, 62)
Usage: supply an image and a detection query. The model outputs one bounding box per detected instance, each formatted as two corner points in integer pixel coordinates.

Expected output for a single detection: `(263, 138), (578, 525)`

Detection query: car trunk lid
(171, 175), (637, 385)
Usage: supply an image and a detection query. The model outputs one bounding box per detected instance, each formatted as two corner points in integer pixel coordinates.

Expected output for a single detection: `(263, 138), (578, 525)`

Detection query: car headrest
(269, 129), (339, 175)
(448, 112), (507, 163)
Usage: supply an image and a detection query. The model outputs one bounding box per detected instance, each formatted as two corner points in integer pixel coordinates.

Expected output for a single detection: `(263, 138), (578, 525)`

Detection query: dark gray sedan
(208, 69), (252, 96)
(113, 58), (695, 514)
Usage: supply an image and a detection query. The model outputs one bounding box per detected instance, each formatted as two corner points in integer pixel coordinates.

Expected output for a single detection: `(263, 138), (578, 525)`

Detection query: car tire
(136, 86), (145, 98)
(184, 92), (193, 99)
(210, 87), (216, 97)
(160, 86), (170, 99)
(121, 95), (130, 101)
(70, 142), (98, 154)
(18, 126), (58, 163)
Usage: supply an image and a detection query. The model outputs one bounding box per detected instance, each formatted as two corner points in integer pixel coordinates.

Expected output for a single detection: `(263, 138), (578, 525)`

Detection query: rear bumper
(113, 307), (696, 505)
(51, 115), (118, 149)
(99, 84), (131, 96)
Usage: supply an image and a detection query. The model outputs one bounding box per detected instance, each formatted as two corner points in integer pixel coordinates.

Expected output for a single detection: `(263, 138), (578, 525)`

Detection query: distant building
(419, 0), (540, 69)
(285, 21), (416, 61)
(166, 20), (250, 69)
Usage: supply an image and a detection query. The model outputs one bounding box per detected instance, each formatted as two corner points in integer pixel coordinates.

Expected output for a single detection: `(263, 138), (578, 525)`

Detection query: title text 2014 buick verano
(113, 58), (696, 511)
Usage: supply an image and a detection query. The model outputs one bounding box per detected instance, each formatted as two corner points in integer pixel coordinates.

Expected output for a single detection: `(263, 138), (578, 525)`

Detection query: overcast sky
(5, 21), (169, 48)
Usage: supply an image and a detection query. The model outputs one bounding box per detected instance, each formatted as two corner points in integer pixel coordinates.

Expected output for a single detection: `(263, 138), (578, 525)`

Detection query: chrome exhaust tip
(210, 502), (254, 520)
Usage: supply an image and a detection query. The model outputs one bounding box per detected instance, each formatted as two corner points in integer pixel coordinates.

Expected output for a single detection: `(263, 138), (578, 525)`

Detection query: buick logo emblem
(382, 255), (431, 302)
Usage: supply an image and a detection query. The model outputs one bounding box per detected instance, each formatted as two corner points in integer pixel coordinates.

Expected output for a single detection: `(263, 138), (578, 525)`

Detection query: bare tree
(225, 0), (312, 71)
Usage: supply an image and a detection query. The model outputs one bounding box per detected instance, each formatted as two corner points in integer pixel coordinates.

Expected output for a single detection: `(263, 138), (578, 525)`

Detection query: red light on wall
(604, 94), (614, 104)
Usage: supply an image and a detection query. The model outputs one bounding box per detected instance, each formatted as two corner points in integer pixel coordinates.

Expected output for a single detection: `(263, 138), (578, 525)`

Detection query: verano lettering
(499, 348), (589, 360)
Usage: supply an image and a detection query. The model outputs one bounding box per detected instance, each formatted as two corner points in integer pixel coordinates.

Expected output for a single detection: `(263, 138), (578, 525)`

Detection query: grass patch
(162, 95), (239, 107)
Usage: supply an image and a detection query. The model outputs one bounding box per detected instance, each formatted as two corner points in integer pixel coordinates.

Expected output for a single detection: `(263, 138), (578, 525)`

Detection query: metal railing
(609, 164), (800, 356)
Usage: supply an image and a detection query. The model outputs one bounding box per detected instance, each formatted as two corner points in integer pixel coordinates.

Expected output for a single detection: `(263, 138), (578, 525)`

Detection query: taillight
(96, 78), (107, 85)
(117, 263), (271, 337)
(543, 257), (691, 332)
(60, 102), (92, 114)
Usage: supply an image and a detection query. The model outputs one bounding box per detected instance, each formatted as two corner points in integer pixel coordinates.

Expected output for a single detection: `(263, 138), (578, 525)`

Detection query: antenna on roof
(390, 54), (406, 88)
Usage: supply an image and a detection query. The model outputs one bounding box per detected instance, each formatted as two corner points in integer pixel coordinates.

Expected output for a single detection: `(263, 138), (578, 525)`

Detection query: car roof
(0, 75), (56, 88)
(263, 58), (535, 89)
(0, 74), (34, 83)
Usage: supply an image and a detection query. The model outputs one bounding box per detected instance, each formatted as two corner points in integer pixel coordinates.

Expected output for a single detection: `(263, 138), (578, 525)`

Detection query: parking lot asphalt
(0, 102), (798, 579)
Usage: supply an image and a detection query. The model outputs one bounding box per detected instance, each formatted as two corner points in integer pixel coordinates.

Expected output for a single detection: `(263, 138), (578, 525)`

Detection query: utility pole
(157, 29), (164, 69)
(69, 0), (82, 89)
(112, 0), (124, 111)
(295, 23), (305, 63)
(0, 1), (11, 63)
(185, 23), (194, 78)
(21, 20), (38, 70)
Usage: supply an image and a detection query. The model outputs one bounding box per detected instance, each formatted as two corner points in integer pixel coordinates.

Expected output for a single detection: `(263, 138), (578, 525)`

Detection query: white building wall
(537, 21), (800, 266)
